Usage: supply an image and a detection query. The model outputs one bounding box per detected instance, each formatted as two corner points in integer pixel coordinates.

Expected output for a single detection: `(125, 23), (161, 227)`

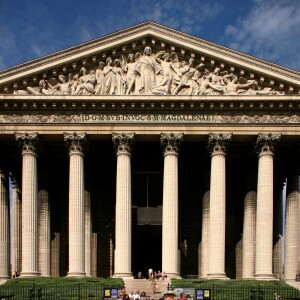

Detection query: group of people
(118, 288), (176, 300)
(148, 268), (167, 280)
(14, 46), (284, 97)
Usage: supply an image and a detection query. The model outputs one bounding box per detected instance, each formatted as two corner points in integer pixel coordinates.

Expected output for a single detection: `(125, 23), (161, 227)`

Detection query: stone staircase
(123, 278), (171, 300)
(286, 280), (300, 290)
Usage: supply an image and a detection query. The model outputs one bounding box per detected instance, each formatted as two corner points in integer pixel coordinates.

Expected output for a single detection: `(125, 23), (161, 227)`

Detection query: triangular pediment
(0, 21), (299, 96)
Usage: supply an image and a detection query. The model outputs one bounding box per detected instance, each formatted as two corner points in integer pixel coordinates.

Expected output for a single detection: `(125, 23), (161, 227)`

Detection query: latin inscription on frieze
(83, 114), (212, 123)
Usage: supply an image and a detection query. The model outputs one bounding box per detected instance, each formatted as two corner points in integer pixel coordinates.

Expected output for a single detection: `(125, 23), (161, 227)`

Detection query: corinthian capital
(160, 133), (183, 156)
(15, 132), (39, 155)
(112, 132), (135, 155)
(64, 132), (87, 155)
(256, 133), (281, 156)
(208, 133), (232, 155)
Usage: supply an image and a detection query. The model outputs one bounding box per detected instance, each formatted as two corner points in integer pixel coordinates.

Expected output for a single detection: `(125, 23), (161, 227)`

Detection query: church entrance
(131, 142), (164, 277)
(132, 224), (162, 278)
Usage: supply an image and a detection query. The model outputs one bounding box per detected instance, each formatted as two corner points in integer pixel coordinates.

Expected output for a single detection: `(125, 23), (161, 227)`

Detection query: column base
(242, 277), (255, 280)
(254, 274), (275, 281)
(20, 272), (41, 278)
(165, 273), (181, 279)
(207, 273), (229, 280)
(67, 272), (86, 278)
(112, 273), (133, 279)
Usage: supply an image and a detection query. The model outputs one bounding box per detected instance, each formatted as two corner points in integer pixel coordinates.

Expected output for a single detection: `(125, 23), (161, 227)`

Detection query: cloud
(223, 0), (300, 70)
(127, 0), (223, 34)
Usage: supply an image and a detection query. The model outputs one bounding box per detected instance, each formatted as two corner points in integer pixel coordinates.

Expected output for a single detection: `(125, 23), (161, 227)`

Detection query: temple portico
(0, 22), (299, 281)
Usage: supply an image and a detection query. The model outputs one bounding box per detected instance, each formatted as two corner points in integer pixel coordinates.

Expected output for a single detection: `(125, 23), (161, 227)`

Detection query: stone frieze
(1, 112), (300, 124)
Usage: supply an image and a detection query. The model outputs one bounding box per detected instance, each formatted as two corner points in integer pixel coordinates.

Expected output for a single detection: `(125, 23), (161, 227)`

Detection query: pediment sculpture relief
(13, 47), (284, 96)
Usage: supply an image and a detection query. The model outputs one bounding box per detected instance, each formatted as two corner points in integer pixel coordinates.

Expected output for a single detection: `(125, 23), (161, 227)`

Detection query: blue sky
(0, 0), (299, 71)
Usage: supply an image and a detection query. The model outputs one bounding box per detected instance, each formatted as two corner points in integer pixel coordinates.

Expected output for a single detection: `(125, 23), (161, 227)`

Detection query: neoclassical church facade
(0, 21), (300, 280)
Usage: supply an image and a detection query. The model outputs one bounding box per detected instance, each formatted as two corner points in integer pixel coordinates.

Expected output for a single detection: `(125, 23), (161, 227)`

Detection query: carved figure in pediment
(74, 67), (96, 95)
(151, 51), (179, 95)
(104, 57), (117, 95)
(113, 59), (126, 95)
(124, 53), (141, 95)
(137, 46), (161, 94)
(173, 58), (202, 95)
(50, 74), (72, 95)
(208, 73), (257, 95)
(39, 79), (61, 95)
(95, 62), (105, 95)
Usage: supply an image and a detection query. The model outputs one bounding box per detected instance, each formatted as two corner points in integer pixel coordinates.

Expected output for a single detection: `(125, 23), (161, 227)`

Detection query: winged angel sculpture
(13, 46), (284, 96)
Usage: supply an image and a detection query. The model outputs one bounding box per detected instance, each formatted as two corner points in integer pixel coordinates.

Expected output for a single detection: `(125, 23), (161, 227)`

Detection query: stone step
(123, 279), (171, 300)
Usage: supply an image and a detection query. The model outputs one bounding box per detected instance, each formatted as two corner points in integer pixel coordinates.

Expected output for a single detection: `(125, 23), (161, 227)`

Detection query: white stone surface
(114, 142), (132, 277)
(162, 154), (179, 278)
(200, 191), (210, 278)
(208, 150), (227, 279)
(51, 233), (60, 277)
(11, 179), (22, 277)
(67, 149), (86, 277)
(0, 170), (10, 279)
(38, 189), (50, 277)
(284, 175), (300, 280)
(242, 191), (256, 280)
(85, 190), (92, 277)
(20, 146), (40, 277)
(255, 152), (274, 280)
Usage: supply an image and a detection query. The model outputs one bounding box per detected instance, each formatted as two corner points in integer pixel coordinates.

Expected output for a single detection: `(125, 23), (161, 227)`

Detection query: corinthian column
(284, 172), (300, 280)
(112, 132), (135, 278)
(161, 132), (183, 278)
(0, 169), (10, 279)
(16, 132), (40, 277)
(207, 133), (231, 279)
(65, 132), (87, 277)
(11, 177), (22, 277)
(255, 133), (280, 280)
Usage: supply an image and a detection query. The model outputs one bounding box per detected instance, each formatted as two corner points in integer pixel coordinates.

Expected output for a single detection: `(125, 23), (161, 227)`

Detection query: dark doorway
(132, 224), (162, 277)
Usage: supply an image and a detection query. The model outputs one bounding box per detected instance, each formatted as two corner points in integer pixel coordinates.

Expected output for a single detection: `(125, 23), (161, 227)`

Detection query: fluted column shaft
(16, 132), (40, 277)
(113, 133), (134, 277)
(200, 191), (210, 278)
(50, 233), (60, 277)
(85, 190), (92, 277)
(284, 174), (300, 280)
(0, 169), (10, 279)
(11, 178), (22, 276)
(38, 189), (50, 276)
(242, 191), (256, 279)
(65, 132), (86, 277)
(161, 133), (183, 278)
(255, 133), (280, 280)
(207, 133), (231, 279)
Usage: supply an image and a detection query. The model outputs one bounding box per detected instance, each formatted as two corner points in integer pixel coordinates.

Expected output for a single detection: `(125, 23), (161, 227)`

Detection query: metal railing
(0, 283), (122, 300)
(171, 284), (300, 300)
